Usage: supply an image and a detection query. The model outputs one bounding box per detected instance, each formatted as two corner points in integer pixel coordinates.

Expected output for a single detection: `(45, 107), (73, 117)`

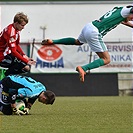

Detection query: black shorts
(0, 102), (12, 115)
(0, 54), (26, 68)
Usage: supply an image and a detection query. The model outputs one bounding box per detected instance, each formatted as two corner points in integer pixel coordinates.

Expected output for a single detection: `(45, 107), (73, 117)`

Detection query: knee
(2, 105), (13, 115)
(23, 65), (31, 72)
(104, 58), (111, 65)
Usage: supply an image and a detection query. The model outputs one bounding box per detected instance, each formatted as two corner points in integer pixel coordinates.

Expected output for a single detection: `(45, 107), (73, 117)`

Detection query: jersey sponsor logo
(37, 45), (62, 61)
(11, 94), (17, 100)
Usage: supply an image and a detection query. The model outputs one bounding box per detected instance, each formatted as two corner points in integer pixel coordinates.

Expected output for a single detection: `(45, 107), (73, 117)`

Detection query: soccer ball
(15, 100), (25, 111)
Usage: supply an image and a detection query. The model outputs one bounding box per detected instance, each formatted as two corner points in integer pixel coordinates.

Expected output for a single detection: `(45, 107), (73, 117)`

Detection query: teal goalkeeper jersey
(8, 75), (46, 98)
(0, 75), (46, 105)
(92, 6), (133, 36)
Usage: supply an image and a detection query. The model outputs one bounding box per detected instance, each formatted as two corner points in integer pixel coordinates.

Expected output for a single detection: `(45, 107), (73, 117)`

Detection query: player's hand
(28, 58), (34, 61)
(12, 108), (27, 115)
(27, 60), (36, 65)
(23, 55), (29, 60)
(23, 108), (30, 115)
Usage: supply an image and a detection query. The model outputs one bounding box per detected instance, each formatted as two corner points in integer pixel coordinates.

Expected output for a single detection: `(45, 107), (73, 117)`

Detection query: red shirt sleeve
(7, 24), (28, 64)
(10, 46), (28, 63)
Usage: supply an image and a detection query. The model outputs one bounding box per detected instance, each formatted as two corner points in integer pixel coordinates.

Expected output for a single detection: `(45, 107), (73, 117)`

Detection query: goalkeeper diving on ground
(0, 75), (55, 115)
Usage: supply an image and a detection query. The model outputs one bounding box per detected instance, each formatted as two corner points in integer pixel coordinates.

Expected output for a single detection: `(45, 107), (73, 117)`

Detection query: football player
(0, 75), (55, 115)
(0, 12), (36, 77)
(41, 5), (133, 82)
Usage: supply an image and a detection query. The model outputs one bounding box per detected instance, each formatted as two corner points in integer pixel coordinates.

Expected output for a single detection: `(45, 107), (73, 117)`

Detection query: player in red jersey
(0, 12), (36, 76)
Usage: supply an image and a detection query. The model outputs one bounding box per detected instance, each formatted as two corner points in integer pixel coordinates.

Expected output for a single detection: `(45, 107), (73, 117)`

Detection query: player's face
(15, 21), (27, 31)
(38, 93), (48, 104)
(127, 14), (133, 21)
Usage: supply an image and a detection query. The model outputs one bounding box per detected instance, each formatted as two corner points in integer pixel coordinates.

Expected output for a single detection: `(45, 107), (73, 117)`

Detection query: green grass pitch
(0, 96), (132, 133)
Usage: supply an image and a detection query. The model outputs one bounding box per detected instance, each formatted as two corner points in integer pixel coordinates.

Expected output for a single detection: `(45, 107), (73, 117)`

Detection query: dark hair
(44, 90), (55, 105)
(126, 5), (133, 14)
(126, 5), (133, 8)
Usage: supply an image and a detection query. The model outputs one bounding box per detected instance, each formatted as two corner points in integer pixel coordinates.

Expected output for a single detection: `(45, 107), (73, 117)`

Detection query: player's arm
(17, 45), (36, 63)
(7, 34), (29, 63)
(6, 29), (29, 63)
(27, 102), (33, 109)
(10, 45), (29, 63)
(22, 98), (36, 114)
(23, 97), (37, 111)
(27, 97), (37, 109)
(9, 43), (36, 65)
(11, 103), (27, 115)
(9, 93), (26, 115)
(121, 21), (133, 28)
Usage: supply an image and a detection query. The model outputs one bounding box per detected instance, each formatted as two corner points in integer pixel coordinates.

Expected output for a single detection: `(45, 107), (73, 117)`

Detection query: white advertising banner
(30, 42), (133, 73)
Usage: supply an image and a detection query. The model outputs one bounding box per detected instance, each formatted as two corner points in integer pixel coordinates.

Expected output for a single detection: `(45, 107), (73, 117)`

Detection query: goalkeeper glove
(12, 107), (27, 115)
(23, 108), (30, 115)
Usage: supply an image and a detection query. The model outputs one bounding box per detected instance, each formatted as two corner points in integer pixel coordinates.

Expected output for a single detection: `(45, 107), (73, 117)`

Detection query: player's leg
(0, 103), (12, 115)
(76, 52), (110, 82)
(76, 23), (110, 82)
(41, 37), (82, 45)
(80, 51), (110, 70)
(0, 54), (13, 68)
(0, 54), (14, 78)
(96, 51), (110, 65)
(5, 61), (30, 76)
(76, 57), (105, 82)
(3, 56), (30, 76)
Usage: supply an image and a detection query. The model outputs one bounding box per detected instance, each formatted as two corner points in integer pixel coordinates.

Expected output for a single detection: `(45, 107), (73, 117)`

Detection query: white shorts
(78, 22), (107, 52)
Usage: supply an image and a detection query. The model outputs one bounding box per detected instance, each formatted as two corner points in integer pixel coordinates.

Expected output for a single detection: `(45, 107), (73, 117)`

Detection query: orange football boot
(76, 66), (86, 82)
(41, 39), (53, 45)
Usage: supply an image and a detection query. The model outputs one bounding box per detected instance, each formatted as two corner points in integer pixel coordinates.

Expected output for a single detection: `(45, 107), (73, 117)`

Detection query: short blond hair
(13, 12), (28, 24)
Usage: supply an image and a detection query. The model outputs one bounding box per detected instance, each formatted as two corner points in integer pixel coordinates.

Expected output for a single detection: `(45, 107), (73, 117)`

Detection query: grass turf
(0, 96), (132, 133)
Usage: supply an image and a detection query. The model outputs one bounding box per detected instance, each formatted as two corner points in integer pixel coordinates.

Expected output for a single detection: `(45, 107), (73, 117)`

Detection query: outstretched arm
(121, 21), (133, 28)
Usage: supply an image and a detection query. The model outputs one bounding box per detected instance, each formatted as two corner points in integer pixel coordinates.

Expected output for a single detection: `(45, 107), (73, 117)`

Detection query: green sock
(53, 37), (76, 45)
(82, 58), (104, 72)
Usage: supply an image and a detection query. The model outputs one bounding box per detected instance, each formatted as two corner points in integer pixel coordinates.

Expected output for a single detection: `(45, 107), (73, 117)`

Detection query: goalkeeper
(0, 75), (55, 115)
